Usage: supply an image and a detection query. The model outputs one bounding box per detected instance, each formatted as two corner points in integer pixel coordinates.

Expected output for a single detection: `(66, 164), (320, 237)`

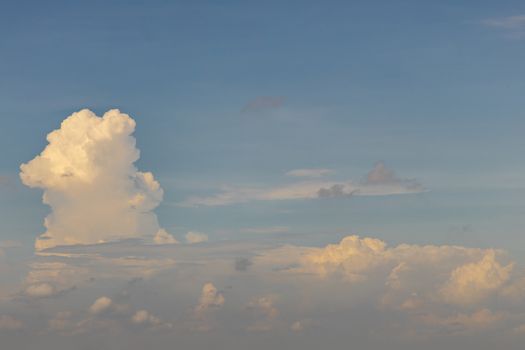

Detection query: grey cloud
(317, 184), (356, 198)
(234, 257), (253, 272)
(241, 96), (286, 113)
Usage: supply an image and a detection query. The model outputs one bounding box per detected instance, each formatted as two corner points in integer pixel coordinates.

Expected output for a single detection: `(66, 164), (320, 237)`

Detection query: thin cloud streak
(181, 162), (425, 207)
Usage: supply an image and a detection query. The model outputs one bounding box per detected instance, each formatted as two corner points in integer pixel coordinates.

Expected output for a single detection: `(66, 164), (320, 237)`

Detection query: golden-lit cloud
(20, 109), (172, 250)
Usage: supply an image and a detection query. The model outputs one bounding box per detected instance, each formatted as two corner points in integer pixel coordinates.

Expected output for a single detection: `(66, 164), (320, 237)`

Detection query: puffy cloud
(286, 235), (515, 307)
(153, 229), (179, 245)
(192, 282), (225, 331)
(131, 310), (160, 325)
(301, 235), (387, 280)
(286, 168), (334, 178)
(194, 283), (224, 317)
(185, 231), (208, 244)
(130, 309), (172, 330)
(0, 315), (23, 331)
(89, 296), (113, 315)
(440, 251), (513, 305)
(182, 163), (424, 206)
(20, 109), (166, 250)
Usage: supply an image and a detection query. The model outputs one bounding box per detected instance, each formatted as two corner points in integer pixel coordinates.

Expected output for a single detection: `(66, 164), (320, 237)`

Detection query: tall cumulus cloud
(20, 109), (166, 251)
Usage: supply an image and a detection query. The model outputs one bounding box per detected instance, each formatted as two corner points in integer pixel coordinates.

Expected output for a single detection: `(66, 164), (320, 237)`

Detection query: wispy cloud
(482, 15), (525, 37)
(241, 96), (286, 113)
(241, 226), (290, 234)
(181, 162), (425, 207)
(285, 168), (334, 178)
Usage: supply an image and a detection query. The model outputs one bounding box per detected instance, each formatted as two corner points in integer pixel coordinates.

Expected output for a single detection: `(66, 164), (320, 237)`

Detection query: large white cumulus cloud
(20, 109), (165, 250)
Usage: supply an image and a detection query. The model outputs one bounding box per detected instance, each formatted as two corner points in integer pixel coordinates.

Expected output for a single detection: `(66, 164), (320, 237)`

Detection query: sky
(1, 1), (525, 349)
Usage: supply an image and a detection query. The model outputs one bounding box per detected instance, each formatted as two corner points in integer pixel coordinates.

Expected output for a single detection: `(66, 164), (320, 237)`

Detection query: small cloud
(185, 231), (208, 244)
(132, 310), (159, 325)
(24, 282), (56, 298)
(193, 282), (225, 331)
(195, 283), (224, 315)
(0, 315), (23, 331)
(317, 184), (355, 198)
(482, 15), (525, 29)
(89, 296), (113, 315)
(241, 96), (286, 113)
(286, 168), (334, 178)
(153, 229), (179, 245)
(363, 161), (422, 188)
(234, 257), (253, 272)
(481, 15), (525, 38)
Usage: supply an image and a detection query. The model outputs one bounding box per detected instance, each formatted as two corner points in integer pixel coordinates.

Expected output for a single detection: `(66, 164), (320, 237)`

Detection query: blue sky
(2, 0), (524, 250)
(1, 2), (525, 348)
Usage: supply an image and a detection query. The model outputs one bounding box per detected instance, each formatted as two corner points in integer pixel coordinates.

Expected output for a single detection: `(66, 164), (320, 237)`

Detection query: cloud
(24, 282), (56, 298)
(0, 315), (23, 331)
(154, 229), (179, 245)
(194, 283), (224, 317)
(482, 15), (525, 29)
(241, 96), (286, 113)
(131, 310), (160, 325)
(257, 235), (519, 308)
(285, 168), (334, 178)
(234, 257), (253, 272)
(89, 296), (113, 315)
(246, 296), (279, 331)
(241, 226), (289, 234)
(185, 231), (209, 244)
(317, 184), (355, 198)
(20, 109), (167, 251)
(130, 309), (172, 330)
(182, 162), (425, 206)
(420, 309), (504, 334)
(440, 251), (513, 305)
(482, 15), (525, 37)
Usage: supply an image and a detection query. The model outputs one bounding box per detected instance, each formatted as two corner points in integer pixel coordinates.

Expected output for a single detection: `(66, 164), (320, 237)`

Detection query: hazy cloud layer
(2, 235), (525, 348)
